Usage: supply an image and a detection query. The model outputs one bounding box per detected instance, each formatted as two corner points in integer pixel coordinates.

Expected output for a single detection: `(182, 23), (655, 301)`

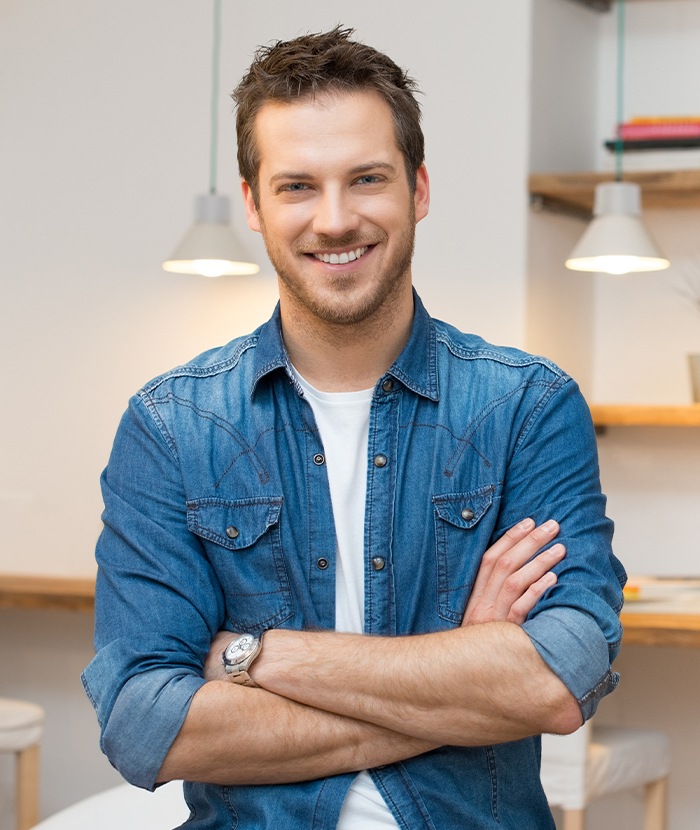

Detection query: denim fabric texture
(82, 292), (626, 829)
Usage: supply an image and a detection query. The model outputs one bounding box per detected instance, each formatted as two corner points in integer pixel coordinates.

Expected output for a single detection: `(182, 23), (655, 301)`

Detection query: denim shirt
(82, 293), (625, 830)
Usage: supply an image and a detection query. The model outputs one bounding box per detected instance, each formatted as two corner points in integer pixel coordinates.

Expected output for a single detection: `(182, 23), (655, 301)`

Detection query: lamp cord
(615, 0), (625, 182)
(209, 0), (222, 195)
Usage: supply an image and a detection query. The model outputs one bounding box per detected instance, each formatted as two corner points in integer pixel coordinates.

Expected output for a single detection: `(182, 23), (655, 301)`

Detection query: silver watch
(222, 633), (263, 686)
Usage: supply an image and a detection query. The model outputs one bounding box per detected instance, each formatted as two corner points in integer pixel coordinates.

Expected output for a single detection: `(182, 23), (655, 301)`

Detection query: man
(83, 27), (626, 829)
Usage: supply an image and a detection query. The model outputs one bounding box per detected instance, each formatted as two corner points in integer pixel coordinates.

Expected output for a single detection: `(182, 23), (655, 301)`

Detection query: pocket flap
(187, 497), (283, 551)
(432, 486), (495, 529)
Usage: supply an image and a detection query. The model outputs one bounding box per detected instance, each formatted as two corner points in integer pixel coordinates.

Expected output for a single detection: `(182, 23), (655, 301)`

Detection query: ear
(413, 163), (430, 224)
(241, 180), (261, 233)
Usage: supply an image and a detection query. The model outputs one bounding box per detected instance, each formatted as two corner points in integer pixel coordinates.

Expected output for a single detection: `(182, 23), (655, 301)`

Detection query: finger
(467, 520), (560, 614)
(506, 570), (558, 625)
(493, 543), (565, 620)
(465, 518), (537, 613)
(465, 542), (565, 626)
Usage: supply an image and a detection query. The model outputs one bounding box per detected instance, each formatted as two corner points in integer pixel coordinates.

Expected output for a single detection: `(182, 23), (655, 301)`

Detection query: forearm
(157, 679), (436, 786)
(251, 624), (582, 746)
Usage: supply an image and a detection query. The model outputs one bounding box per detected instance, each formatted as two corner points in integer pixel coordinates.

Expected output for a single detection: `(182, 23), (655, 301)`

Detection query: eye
(279, 182), (310, 193)
(355, 174), (383, 186)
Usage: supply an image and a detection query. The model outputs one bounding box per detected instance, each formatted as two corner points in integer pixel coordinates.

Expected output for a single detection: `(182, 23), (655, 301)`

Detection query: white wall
(1, 0), (534, 822)
(527, 0), (602, 394)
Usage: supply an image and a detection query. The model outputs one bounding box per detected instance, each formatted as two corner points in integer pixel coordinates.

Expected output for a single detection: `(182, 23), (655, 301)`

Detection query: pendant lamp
(163, 0), (259, 278)
(565, 0), (669, 276)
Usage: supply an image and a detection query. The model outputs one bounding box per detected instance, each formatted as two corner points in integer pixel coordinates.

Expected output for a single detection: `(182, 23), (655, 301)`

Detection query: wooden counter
(620, 578), (700, 648)
(621, 610), (700, 648)
(0, 574), (95, 612)
(2, 574), (700, 648)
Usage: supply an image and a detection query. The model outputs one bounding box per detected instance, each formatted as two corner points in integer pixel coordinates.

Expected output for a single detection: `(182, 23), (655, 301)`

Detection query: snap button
(372, 557), (386, 571)
(313, 453), (325, 466)
(461, 508), (475, 521)
(316, 557), (329, 570)
(373, 454), (388, 468)
(225, 526), (240, 539)
(382, 378), (394, 393)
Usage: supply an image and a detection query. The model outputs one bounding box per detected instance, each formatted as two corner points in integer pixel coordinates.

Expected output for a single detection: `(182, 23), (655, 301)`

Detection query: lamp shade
(565, 181), (669, 275)
(162, 193), (260, 277)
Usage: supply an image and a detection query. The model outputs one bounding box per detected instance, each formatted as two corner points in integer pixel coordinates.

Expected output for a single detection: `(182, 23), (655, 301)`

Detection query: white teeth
(314, 246), (368, 264)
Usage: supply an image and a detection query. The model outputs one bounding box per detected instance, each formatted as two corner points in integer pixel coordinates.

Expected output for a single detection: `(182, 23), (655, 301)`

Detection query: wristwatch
(222, 632), (263, 686)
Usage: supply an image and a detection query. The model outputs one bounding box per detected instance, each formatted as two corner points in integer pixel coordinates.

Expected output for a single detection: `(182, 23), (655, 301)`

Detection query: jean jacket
(82, 293), (626, 829)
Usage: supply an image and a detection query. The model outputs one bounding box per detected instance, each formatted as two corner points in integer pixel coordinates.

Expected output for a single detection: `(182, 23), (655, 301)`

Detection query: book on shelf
(603, 117), (700, 170)
(618, 122), (700, 140)
(627, 115), (700, 125)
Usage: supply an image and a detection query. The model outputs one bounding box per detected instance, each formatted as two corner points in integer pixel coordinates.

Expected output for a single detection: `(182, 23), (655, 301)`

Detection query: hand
(203, 630), (238, 682)
(462, 519), (565, 627)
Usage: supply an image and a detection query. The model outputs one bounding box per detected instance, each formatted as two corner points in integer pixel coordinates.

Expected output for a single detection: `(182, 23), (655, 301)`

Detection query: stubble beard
(260, 211), (417, 329)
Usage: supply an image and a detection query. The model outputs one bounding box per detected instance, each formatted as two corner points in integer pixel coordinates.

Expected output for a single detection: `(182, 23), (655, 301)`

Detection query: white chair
(540, 720), (670, 830)
(0, 697), (45, 830)
(29, 781), (189, 830)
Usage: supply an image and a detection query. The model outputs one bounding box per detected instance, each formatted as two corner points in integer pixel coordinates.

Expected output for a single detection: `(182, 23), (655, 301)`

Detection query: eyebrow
(268, 161), (398, 186)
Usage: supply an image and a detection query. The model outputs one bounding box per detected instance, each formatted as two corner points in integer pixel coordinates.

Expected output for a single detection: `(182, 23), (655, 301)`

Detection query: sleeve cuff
(523, 606), (620, 722)
(82, 641), (205, 790)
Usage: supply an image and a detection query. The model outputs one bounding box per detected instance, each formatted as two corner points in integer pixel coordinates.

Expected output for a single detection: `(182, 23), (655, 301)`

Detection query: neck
(280, 290), (414, 392)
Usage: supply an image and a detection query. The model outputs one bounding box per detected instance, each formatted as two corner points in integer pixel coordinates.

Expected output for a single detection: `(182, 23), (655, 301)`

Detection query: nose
(311, 186), (360, 239)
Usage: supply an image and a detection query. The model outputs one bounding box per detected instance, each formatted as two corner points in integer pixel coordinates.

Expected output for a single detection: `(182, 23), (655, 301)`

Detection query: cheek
(266, 208), (314, 245)
(365, 194), (413, 228)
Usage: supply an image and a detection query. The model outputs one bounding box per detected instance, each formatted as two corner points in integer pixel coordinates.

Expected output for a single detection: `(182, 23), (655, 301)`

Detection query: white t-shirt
(292, 368), (399, 830)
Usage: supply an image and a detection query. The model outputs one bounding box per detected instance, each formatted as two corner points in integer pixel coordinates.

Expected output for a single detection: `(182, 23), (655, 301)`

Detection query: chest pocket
(187, 496), (293, 632)
(432, 486), (496, 624)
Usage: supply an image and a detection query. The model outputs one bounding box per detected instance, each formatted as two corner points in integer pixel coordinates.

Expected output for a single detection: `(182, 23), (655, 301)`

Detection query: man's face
(242, 91), (429, 328)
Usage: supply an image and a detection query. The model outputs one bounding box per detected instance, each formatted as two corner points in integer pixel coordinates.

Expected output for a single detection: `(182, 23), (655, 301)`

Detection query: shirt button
(382, 379), (394, 393)
(225, 526), (240, 539)
(316, 557), (329, 570)
(372, 557), (386, 571)
(373, 454), (388, 468)
(313, 453), (325, 466)
(461, 508), (475, 521)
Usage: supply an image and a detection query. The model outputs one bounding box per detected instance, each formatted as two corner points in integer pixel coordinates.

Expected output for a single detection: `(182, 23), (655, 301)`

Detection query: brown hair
(232, 26), (424, 205)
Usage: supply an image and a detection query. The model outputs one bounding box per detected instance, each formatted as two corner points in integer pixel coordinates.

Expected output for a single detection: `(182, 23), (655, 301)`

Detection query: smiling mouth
(312, 245), (369, 265)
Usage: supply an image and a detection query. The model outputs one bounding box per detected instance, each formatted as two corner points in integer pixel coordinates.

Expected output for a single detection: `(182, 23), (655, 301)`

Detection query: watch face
(225, 634), (256, 663)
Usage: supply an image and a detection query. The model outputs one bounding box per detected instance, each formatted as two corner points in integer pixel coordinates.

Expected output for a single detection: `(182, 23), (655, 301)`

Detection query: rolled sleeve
(495, 376), (625, 720)
(523, 607), (619, 722)
(82, 642), (205, 789)
(82, 393), (226, 788)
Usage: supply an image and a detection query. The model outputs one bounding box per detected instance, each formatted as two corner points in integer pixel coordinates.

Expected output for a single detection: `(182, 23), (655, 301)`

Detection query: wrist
(248, 628), (299, 690)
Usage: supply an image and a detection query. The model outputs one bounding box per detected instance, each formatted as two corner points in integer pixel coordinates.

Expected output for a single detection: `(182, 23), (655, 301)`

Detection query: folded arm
(246, 519), (581, 746)
(158, 680), (436, 785)
(159, 519), (578, 784)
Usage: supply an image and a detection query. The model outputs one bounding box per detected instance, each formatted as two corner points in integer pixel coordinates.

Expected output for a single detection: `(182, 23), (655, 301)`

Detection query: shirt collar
(250, 289), (439, 401)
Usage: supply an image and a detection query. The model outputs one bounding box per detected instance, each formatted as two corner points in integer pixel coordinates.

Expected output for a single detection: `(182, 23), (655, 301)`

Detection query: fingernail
(519, 518), (535, 531)
(542, 520), (558, 533)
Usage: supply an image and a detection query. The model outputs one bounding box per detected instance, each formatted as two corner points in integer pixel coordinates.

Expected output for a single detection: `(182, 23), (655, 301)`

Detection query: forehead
(253, 91), (401, 176)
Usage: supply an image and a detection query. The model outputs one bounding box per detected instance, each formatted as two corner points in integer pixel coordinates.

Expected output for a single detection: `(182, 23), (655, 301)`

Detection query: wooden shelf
(621, 610), (700, 647)
(0, 574), (95, 612)
(590, 404), (700, 428)
(529, 169), (700, 215)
